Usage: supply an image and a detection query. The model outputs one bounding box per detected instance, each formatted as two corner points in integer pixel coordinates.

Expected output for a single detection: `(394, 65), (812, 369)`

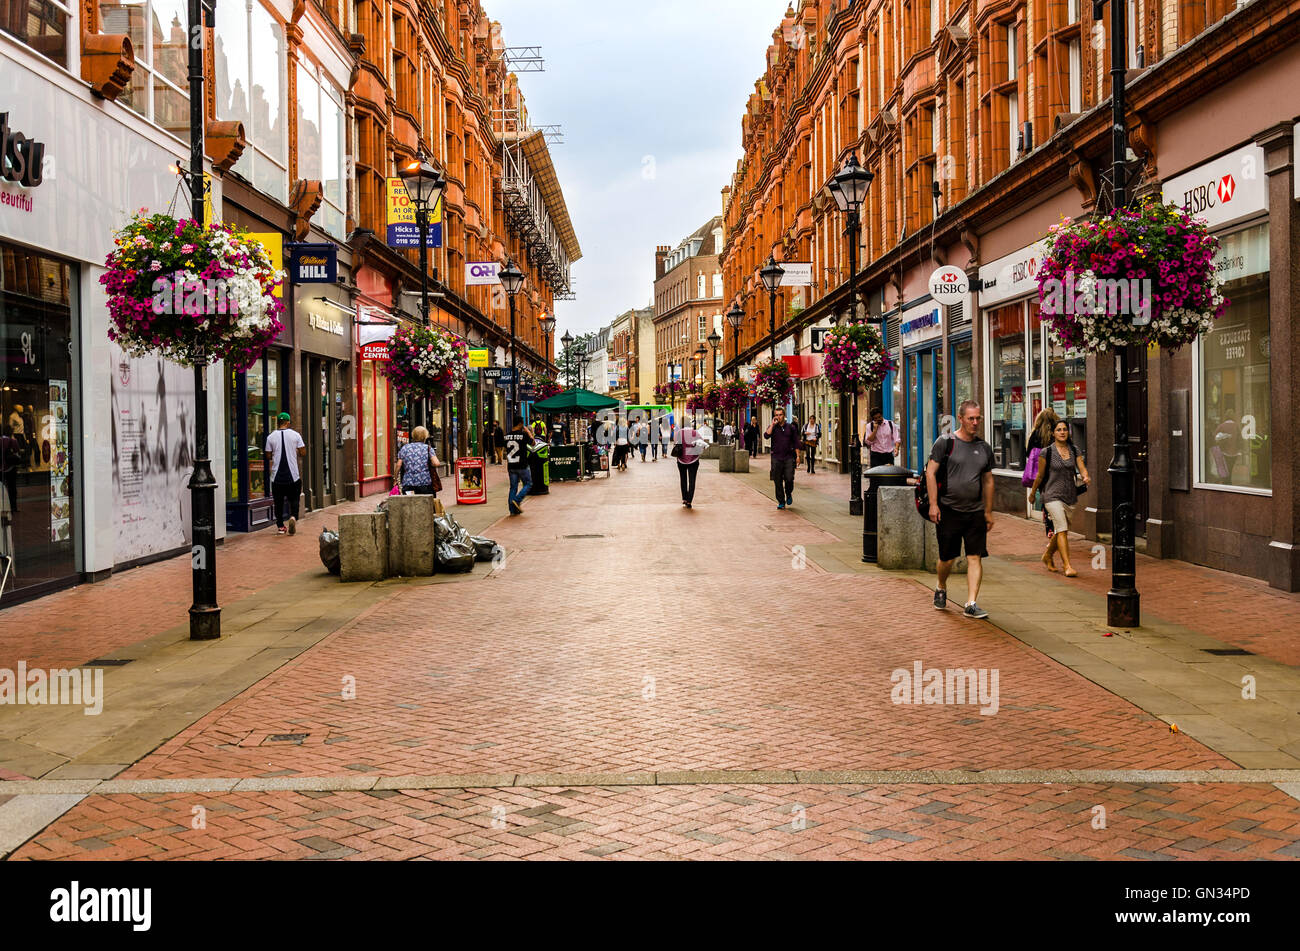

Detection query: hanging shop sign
(810, 327), (830, 353)
(778, 262), (814, 287)
(287, 243), (338, 284)
(466, 262), (501, 286)
(1162, 143), (1268, 231)
(467, 348), (491, 368)
(360, 341), (390, 361)
(385, 178), (443, 248)
(929, 266), (970, 307)
(482, 367), (517, 385)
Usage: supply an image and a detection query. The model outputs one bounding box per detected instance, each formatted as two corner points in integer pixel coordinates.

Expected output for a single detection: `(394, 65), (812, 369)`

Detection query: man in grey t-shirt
(925, 401), (995, 620)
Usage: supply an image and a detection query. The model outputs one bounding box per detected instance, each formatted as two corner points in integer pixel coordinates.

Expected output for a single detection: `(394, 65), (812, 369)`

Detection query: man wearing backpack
(925, 400), (994, 620)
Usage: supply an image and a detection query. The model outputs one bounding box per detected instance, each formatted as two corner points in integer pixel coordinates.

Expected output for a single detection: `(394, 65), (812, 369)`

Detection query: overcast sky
(485, 0), (789, 335)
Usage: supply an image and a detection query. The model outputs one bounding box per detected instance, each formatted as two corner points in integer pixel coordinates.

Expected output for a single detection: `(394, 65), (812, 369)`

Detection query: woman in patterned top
(395, 426), (442, 496)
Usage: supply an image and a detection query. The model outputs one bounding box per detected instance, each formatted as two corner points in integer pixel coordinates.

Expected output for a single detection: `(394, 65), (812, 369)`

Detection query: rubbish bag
(444, 512), (472, 546)
(470, 537), (502, 563)
(435, 539), (475, 573)
(319, 529), (341, 576)
(433, 514), (455, 543)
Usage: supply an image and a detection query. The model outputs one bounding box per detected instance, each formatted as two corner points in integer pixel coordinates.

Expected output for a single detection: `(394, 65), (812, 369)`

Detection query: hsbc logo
(929, 266), (969, 306)
(1217, 174), (1235, 204)
(1184, 174), (1237, 217)
(1163, 144), (1266, 230)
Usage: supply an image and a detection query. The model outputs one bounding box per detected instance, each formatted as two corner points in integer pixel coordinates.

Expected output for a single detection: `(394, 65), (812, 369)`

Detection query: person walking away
(488, 421), (505, 466)
(503, 419), (536, 516)
(1029, 420), (1091, 576)
(636, 421), (649, 462)
(395, 425), (442, 497)
(266, 412), (306, 535)
(723, 421), (735, 446)
(659, 419), (673, 462)
(1024, 408), (1060, 518)
(676, 416), (709, 509)
(803, 417), (822, 474)
(614, 418), (630, 471)
(866, 407), (901, 469)
(744, 418), (758, 456)
(766, 407), (801, 510)
(925, 401), (995, 619)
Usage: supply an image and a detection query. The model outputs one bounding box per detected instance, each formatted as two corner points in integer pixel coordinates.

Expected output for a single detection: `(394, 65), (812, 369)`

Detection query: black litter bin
(528, 443), (550, 496)
(862, 465), (915, 564)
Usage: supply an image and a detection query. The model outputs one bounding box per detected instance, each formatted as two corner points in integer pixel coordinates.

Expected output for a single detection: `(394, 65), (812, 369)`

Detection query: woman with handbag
(1029, 420), (1091, 577)
(674, 416), (709, 509)
(395, 426), (443, 497)
(1023, 408), (1060, 517)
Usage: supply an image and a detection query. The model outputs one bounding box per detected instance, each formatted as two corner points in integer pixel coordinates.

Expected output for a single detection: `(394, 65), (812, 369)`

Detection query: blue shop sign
(287, 243), (338, 284)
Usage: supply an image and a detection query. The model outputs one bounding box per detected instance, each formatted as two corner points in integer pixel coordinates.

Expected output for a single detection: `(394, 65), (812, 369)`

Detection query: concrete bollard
(700, 444), (722, 461)
(386, 495), (438, 578)
(877, 485), (926, 570)
(717, 444), (736, 472)
(339, 512), (389, 583)
(733, 450), (750, 473)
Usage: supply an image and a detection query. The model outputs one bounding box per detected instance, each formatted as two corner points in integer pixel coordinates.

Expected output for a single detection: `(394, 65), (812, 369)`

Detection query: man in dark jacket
(765, 407), (802, 510)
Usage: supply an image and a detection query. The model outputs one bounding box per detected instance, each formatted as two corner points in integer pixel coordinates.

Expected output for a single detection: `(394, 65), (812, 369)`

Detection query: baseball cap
(278, 413), (291, 423)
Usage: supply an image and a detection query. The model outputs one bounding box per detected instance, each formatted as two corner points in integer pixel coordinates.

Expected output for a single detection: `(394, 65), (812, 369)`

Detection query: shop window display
(1, 242), (76, 599)
(989, 303), (1028, 469)
(1198, 225), (1270, 491)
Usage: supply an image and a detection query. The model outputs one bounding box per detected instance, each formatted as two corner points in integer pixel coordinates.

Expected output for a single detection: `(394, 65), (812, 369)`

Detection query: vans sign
(1162, 144), (1267, 231)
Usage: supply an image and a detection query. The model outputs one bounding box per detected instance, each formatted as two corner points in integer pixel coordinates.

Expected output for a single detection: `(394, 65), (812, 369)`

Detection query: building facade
(721, 0), (1300, 591)
(654, 216), (726, 418)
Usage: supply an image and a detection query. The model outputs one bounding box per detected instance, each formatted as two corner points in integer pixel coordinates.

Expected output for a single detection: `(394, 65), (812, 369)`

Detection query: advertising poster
(47, 379), (70, 543)
(456, 458), (487, 505)
(385, 178), (443, 248)
(110, 345), (197, 562)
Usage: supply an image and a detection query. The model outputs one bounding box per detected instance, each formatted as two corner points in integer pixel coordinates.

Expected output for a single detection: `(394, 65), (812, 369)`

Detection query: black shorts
(936, 506), (989, 562)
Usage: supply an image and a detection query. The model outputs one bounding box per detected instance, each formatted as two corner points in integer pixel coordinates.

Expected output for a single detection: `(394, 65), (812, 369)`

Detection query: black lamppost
(727, 303), (746, 441)
(187, 0), (219, 640)
(1096, 0), (1140, 628)
(827, 152), (875, 516)
(398, 153), (446, 438)
(759, 256), (785, 365)
(539, 312), (556, 376)
(561, 329), (574, 388)
(576, 339), (588, 390)
(707, 330), (721, 383)
(499, 260), (525, 429)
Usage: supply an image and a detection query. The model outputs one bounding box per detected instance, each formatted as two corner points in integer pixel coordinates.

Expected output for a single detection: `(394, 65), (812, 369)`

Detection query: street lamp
(726, 303), (746, 441)
(1096, 0), (1141, 628)
(398, 152), (447, 436)
(759, 255), (785, 365)
(539, 312), (556, 376)
(828, 152), (874, 516)
(707, 330), (721, 383)
(499, 259), (525, 429)
(561, 329), (574, 388)
(186, 0), (219, 640)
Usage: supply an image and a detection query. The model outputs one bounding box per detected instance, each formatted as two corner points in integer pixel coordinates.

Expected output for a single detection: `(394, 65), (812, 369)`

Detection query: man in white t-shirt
(265, 412), (306, 535)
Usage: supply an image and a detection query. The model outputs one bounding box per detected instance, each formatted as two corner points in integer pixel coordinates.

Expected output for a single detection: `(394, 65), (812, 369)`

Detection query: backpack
(915, 436), (957, 518)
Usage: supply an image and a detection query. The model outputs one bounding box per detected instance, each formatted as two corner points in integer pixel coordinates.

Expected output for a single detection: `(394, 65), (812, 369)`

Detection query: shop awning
(783, 355), (823, 380)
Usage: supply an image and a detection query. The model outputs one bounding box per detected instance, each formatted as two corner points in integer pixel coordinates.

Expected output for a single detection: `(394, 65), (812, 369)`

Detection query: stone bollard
(877, 485), (926, 570)
(924, 520), (968, 575)
(700, 443), (722, 461)
(339, 513), (389, 582)
(717, 444), (736, 472)
(733, 449), (750, 473)
(386, 495), (439, 578)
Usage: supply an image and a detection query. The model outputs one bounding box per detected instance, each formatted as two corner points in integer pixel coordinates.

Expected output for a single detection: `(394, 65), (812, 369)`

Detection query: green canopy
(532, 388), (621, 412)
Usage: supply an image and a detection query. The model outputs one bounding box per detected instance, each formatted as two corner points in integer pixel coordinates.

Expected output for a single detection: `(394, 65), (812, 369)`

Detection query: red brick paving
(10, 782), (1300, 861)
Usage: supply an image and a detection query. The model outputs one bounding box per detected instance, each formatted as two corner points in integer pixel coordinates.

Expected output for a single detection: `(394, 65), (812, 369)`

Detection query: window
(698, 314), (706, 342)
(1006, 23), (1018, 81)
(1007, 93), (1019, 159)
(2, 0), (70, 67)
(1067, 38), (1083, 113)
(98, 0), (189, 136)
(989, 303), (1028, 469)
(1067, 0), (1080, 22)
(712, 273), (723, 298)
(1196, 224), (1271, 492)
(697, 274), (705, 299)
(1127, 0), (1140, 68)
(214, 0), (288, 202)
(298, 60), (346, 237)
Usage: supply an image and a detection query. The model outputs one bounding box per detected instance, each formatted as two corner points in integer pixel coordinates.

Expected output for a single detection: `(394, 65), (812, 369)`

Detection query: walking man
(489, 421), (506, 466)
(925, 400), (995, 620)
(503, 418), (535, 516)
(867, 407), (901, 469)
(266, 412), (306, 536)
(765, 406), (802, 510)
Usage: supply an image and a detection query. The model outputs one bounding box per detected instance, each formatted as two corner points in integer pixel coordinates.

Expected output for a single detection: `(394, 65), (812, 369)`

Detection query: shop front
(357, 306), (397, 497)
(2, 44), (224, 606)
(296, 290), (355, 510)
(899, 299), (943, 473)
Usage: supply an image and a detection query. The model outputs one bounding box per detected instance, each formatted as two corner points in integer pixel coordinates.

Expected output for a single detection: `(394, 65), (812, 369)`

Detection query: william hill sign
(287, 243), (338, 284)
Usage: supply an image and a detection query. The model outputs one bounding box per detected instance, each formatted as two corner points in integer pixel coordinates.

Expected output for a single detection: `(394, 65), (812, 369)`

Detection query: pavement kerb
(720, 461), (1300, 770)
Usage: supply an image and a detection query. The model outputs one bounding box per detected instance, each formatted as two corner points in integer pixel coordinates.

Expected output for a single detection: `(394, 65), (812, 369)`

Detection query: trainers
(287, 517), (296, 536)
(964, 602), (990, 620)
(933, 589), (948, 611)
(777, 502), (786, 511)
(277, 527), (288, 536)
(509, 500), (521, 516)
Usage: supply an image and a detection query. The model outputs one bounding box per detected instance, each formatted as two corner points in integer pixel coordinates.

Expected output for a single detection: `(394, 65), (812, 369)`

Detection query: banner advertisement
(455, 458), (487, 505)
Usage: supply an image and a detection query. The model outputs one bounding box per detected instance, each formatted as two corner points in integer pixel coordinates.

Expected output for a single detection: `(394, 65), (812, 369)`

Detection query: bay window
(214, 0), (288, 202)
(297, 59), (346, 238)
(98, 0), (189, 136)
(2, 0), (70, 67)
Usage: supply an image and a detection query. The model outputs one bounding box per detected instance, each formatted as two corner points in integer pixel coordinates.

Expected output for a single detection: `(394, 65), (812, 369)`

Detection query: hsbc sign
(1163, 144), (1267, 231)
(928, 266), (970, 306)
(466, 262), (501, 286)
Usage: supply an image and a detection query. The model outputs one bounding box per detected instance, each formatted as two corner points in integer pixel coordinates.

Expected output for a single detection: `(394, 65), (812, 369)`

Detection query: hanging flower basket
(384, 325), (468, 401)
(752, 359), (793, 406)
(101, 212), (285, 372)
(1036, 199), (1229, 353)
(534, 378), (564, 402)
(716, 378), (750, 413)
(697, 383), (721, 414)
(822, 321), (896, 394)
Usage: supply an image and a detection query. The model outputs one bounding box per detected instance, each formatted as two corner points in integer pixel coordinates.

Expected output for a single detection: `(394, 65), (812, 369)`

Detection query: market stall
(532, 388), (620, 482)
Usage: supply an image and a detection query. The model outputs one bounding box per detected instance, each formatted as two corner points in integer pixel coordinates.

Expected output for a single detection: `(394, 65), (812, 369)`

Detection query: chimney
(655, 245), (670, 280)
